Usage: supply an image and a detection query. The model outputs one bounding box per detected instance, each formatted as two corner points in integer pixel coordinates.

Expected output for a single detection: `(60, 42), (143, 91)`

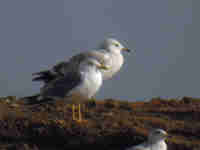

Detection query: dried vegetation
(0, 96), (200, 150)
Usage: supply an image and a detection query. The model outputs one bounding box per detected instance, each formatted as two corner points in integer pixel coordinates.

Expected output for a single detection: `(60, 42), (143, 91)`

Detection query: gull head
(102, 38), (131, 53)
(81, 59), (109, 71)
(148, 129), (168, 143)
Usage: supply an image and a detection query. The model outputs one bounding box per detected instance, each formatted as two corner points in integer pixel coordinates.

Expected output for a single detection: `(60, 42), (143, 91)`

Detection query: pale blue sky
(0, 0), (199, 100)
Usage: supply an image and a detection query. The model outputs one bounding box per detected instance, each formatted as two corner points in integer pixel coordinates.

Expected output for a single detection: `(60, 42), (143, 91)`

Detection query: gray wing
(32, 50), (108, 84)
(32, 61), (69, 83)
(41, 71), (82, 99)
(60, 50), (108, 74)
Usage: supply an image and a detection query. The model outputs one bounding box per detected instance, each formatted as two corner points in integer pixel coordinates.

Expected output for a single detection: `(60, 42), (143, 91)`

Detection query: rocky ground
(0, 96), (200, 150)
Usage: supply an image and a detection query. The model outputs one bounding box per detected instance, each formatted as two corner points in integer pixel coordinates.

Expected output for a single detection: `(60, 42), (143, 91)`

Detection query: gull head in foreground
(127, 129), (168, 150)
(148, 129), (168, 144)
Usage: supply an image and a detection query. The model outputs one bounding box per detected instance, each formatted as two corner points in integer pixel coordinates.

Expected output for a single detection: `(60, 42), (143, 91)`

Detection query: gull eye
(114, 43), (119, 47)
(155, 131), (161, 134)
(88, 61), (93, 65)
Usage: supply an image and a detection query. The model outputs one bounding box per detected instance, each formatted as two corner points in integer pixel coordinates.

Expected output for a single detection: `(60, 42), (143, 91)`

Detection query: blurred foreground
(0, 96), (199, 150)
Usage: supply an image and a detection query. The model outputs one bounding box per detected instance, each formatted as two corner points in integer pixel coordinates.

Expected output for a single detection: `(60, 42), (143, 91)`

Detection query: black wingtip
(21, 95), (54, 105)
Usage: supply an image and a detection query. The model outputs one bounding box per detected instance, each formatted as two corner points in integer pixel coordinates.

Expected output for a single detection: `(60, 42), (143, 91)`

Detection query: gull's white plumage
(32, 38), (131, 85)
(68, 59), (103, 99)
(39, 58), (104, 100)
(127, 129), (168, 150)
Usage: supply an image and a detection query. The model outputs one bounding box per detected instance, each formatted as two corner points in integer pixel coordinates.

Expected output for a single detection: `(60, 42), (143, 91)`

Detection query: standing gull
(32, 38), (131, 84)
(38, 58), (109, 122)
(127, 129), (168, 150)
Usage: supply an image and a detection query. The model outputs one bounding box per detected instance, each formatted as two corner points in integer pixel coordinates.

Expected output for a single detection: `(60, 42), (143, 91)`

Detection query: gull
(37, 58), (109, 122)
(127, 129), (168, 150)
(32, 38), (131, 84)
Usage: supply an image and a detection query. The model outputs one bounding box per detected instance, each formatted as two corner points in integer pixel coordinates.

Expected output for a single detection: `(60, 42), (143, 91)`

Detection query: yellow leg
(83, 103), (88, 113)
(72, 104), (76, 121)
(78, 104), (82, 122)
(72, 104), (87, 123)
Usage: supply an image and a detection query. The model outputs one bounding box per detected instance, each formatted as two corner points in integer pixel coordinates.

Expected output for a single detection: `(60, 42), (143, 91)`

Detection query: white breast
(74, 68), (102, 99)
(127, 141), (167, 150)
(151, 141), (167, 150)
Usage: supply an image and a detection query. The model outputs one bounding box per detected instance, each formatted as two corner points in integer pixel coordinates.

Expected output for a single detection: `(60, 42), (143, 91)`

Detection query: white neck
(79, 66), (102, 98)
(149, 140), (167, 150)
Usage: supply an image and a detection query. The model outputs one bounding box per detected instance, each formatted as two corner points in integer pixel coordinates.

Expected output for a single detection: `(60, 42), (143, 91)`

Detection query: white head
(101, 38), (131, 54)
(80, 59), (109, 71)
(148, 129), (168, 143)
